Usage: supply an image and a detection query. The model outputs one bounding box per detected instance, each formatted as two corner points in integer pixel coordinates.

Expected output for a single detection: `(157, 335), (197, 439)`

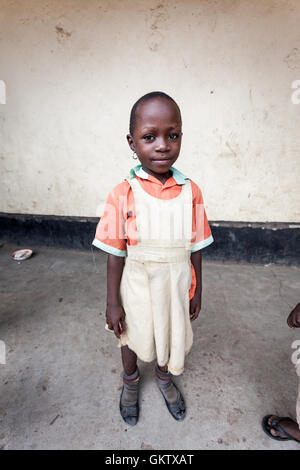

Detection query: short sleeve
(190, 181), (214, 252)
(92, 183), (128, 257)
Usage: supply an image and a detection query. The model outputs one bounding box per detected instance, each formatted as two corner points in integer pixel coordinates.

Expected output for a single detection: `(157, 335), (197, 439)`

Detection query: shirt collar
(127, 164), (188, 185)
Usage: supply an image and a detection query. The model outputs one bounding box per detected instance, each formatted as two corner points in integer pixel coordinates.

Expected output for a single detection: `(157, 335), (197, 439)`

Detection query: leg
(156, 362), (186, 421)
(119, 346), (140, 426)
(156, 363), (179, 402)
(157, 363), (168, 373)
(121, 345), (137, 376)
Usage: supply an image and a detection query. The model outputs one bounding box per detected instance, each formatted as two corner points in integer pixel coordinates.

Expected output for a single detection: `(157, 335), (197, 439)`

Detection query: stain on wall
(0, 0), (299, 222)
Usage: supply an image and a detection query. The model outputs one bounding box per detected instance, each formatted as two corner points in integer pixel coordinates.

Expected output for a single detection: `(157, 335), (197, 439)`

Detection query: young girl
(92, 91), (213, 426)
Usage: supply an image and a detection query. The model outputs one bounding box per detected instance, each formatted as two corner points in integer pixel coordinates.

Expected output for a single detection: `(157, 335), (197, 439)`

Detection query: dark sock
(121, 367), (140, 407)
(156, 364), (179, 403)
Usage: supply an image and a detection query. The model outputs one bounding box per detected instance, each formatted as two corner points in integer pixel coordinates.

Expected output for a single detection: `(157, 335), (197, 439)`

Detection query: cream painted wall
(0, 0), (299, 222)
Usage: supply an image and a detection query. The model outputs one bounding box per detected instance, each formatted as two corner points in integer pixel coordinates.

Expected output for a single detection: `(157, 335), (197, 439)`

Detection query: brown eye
(169, 133), (179, 140)
(143, 135), (154, 142)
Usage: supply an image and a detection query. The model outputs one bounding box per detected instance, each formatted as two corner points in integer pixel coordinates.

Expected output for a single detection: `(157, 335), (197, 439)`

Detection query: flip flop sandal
(119, 386), (139, 426)
(159, 381), (186, 421)
(262, 415), (300, 443)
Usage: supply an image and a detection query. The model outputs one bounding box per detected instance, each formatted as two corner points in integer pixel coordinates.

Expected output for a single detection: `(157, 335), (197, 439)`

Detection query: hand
(106, 304), (126, 338)
(287, 303), (300, 329)
(189, 293), (201, 321)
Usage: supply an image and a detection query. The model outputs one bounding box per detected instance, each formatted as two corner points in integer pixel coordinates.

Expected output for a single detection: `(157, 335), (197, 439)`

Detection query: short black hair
(129, 91), (181, 135)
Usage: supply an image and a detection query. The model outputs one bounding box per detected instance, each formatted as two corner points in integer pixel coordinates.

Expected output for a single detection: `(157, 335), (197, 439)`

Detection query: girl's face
(127, 97), (182, 177)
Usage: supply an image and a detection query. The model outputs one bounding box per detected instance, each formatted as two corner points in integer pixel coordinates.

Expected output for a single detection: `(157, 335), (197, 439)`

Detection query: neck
(141, 165), (173, 184)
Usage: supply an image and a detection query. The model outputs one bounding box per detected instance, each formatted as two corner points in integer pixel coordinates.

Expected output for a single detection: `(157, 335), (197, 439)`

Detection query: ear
(126, 134), (135, 152)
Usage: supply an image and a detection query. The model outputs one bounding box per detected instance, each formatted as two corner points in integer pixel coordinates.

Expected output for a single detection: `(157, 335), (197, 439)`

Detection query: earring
(132, 152), (138, 160)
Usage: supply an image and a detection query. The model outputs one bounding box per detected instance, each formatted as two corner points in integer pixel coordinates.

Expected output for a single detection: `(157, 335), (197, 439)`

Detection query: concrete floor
(0, 242), (299, 450)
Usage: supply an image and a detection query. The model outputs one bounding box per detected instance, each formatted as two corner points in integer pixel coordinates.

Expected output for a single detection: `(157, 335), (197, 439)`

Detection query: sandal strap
(271, 417), (300, 442)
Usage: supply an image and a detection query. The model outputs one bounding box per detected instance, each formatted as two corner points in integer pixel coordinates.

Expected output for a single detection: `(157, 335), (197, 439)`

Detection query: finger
(190, 311), (197, 321)
(113, 323), (120, 339)
(189, 306), (195, 320)
(119, 320), (126, 334)
(294, 314), (300, 327)
(288, 316), (298, 328)
(191, 306), (200, 321)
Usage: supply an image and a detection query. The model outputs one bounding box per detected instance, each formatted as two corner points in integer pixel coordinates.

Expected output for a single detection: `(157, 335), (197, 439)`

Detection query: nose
(155, 137), (169, 152)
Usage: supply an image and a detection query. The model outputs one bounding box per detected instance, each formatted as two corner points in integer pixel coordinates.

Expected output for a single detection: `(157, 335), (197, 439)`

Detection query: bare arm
(107, 254), (125, 306)
(106, 254), (126, 338)
(191, 250), (202, 297)
(189, 250), (202, 321)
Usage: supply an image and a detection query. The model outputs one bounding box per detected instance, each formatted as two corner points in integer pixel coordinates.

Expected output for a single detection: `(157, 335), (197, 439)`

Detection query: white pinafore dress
(115, 176), (194, 376)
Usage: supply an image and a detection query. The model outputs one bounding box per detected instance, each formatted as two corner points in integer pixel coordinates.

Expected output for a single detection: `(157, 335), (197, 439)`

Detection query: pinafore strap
(127, 177), (192, 262)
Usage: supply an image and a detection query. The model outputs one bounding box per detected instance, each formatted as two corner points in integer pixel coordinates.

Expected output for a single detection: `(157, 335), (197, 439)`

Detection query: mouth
(151, 157), (173, 163)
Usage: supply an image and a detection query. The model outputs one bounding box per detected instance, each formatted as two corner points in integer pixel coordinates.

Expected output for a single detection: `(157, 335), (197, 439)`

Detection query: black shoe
(119, 386), (139, 426)
(159, 381), (186, 421)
